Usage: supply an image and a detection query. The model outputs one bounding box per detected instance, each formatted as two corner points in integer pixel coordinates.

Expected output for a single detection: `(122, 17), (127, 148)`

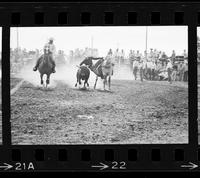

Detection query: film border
(0, 1), (198, 171)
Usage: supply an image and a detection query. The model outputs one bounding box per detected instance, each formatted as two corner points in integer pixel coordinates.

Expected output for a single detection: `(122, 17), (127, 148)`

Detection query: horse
(75, 65), (90, 89)
(80, 57), (114, 90)
(38, 53), (54, 88)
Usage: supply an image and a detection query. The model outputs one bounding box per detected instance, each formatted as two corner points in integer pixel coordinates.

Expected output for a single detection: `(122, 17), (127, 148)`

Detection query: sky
(10, 26), (188, 56)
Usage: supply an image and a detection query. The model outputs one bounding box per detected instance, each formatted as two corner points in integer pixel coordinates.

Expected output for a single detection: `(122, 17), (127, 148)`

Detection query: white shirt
(132, 60), (139, 68)
(44, 43), (56, 55)
(166, 62), (173, 69)
(138, 62), (145, 69)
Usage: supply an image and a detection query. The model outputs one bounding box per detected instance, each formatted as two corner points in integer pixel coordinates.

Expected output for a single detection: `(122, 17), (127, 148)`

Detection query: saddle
(93, 59), (104, 79)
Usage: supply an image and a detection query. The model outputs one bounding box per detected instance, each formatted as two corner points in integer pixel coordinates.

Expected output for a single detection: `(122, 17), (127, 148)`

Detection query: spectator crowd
(10, 46), (188, 83)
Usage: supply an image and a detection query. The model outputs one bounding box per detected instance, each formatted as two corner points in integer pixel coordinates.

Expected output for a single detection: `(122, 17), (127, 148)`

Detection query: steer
(75, 65), (90, 89)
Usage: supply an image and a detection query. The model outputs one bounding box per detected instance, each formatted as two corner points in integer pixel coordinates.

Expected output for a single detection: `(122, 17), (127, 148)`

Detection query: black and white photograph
(10, 26), (188, 145)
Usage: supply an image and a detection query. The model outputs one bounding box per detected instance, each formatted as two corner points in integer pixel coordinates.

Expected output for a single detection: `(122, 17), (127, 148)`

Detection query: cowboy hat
(48, 37), (54, 41)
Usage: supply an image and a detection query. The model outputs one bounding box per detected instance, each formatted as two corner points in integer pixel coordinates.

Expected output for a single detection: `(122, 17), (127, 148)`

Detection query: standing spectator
(142, 50), (147, 78)
(166, 59), (173, 84)
(153, 49), (158, 63)
(183, 49), (188, 60)
(155, 61), (163, 80)
(178, 61), (185, 81)
(171, 64), (178, 82)
(114, 48), (120, 65)
(160, 52), (168, 66)
(138, 59), (145, 82)
(171, 50), (176, 64)
(151, 61), (156, 80)
(128, 50), (134, 70)
(157, 51), (162, 63)
(132, 58), (139, 80)
(120, 49), (125, 64)
(135, 50), (142, 62)
(149, 48), (154, 61)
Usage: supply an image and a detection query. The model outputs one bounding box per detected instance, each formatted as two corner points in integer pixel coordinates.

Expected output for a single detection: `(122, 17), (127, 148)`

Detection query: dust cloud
(112, 64), (133, 80)
(14, 58), (134, 89)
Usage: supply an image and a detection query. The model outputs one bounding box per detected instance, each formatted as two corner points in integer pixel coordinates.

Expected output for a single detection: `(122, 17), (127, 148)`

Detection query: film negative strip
(0, 1), (199, 172)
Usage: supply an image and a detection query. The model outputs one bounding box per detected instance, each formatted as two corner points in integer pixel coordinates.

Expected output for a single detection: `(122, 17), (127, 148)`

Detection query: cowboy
(128, 50), (134, 70)
(138, 59), (145, 81)
(183, 49), (188, 60)
(135, 50), (141, 61)
(120, 49), (125, 64)
(149, 48), (154, 61)
(151, 61), (156, 80)
(33, 37), (56, 73)
(178, 61), (185, 81)
(171, 50), (176, 64)
(153, 49), (158, 63)
(160, 52), (168, 66)
(166, 59), (173, 83)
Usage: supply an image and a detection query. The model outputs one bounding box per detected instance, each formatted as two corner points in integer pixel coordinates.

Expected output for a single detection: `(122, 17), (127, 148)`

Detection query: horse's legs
(108, 76), (111, 90)
(79, 79), (81, 87)
(134, 71), (136, 80)
(103, 76), (106, 90)
(87, 81), (89, 87)
(75, 77), (78, 87)
(40, 74), (44, 85)
(94, 76), (98, 89)
(46, 74), (50, 85)
(45, 74), (50, 88)
(85, 78), (89, 88)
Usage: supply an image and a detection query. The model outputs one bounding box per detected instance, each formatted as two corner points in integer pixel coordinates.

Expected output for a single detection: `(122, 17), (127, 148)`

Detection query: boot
(52, 67), (56, 73)
(33, 66), (37, 71)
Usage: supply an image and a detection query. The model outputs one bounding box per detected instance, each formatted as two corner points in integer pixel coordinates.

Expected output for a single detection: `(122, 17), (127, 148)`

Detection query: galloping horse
(80, 57), (114, 90)
(38, 52), (54, 88)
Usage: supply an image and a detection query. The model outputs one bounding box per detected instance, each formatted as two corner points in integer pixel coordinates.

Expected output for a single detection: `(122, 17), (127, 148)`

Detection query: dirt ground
(10, 77), (188, 145)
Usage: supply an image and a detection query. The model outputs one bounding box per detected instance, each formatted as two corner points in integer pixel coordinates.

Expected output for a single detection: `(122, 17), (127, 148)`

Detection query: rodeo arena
(10, 27), (189, 145)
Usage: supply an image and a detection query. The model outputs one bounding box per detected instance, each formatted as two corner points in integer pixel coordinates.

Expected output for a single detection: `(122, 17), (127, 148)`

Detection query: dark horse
(38, 53), (54, 88)
(75, 65), (90, 89)
(80, 57), (114, 90)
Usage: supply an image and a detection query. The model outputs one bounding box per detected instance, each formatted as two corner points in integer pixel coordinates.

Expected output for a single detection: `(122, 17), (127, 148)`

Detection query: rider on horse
(33, 37), (56, 73)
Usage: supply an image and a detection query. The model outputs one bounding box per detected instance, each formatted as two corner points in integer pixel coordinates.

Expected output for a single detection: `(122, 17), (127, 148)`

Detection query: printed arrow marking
(91, 162), (109, 170)
(0, 163), (13, 170)
(181, 162), (198, 170)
